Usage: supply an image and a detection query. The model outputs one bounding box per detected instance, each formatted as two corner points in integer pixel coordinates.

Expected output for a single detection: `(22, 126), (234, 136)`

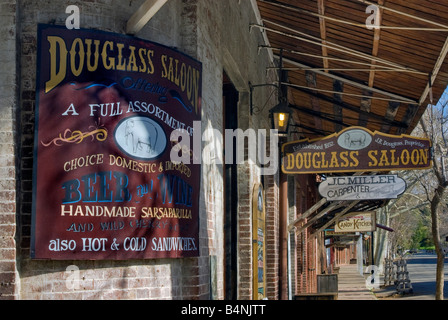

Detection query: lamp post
(271, 51), (291, 299)
(269, 48), (291, 136)
(269, 100), (291, 136)
(250, 49), (292, 299)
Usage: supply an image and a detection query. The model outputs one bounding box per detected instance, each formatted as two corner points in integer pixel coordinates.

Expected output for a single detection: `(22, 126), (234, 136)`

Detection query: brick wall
(196, 0), (276, 300)
(9, 0), (276, 300)
(0, 0), (18, 300)
(15, 0), (211, 300)
(265, 172), (279, 299)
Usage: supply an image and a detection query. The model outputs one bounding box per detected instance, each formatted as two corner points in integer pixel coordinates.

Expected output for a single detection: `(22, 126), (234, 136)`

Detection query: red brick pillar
(265, 171), (279, 299)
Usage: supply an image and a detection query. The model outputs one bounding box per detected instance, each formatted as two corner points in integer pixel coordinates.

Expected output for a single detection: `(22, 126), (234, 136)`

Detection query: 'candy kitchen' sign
(282, 127), (432, 174)
(335, 212), (376, 233)
(31, 25), (202, 260)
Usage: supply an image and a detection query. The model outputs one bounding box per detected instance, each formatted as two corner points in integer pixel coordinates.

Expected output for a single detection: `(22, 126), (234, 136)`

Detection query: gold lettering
(411, 149), (420, 165)
(349, 151), (359, 167)
(286, 153), (294, 170)
(368, 150), (378, 167)
(85, 39), (100, 72)
(116, 43), (126, 71)
(401, 149), (410, 165)
(419, 149), (428, 165)
(46, 36), (68, 93)
(340, 151), (349, 167)
(378, 150), (390, 166)
(295, 153), (303, 170)
(101, 41), (115, 70)
(70, 38), (85, 76)
(321, 152), (329, 168)
(127, 45), (138, 72)
(147, 49), (155, 74)
(390, 150), (400, 166)
(161, 54), (168, 78)
(312, 152), (321, 169)
(330, 152), (340, 168)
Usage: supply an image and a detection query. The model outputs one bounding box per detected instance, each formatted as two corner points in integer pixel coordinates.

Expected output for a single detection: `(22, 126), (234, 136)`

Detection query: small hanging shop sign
(334, 212), (376, 233)
(318, 174), (406, 201)
(282, 126), (432, 174)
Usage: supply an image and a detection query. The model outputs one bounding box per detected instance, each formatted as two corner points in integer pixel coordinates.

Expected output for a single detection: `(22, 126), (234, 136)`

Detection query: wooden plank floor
(337, 264), (377, 300)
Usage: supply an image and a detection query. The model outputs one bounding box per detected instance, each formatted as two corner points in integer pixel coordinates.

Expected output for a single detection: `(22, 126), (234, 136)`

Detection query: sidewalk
(337, 264), (377, 300)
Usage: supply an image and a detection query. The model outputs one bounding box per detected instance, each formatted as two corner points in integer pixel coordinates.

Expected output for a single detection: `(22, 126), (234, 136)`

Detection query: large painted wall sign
(282, 126), (432, 174)
(31, 25), (202, 260)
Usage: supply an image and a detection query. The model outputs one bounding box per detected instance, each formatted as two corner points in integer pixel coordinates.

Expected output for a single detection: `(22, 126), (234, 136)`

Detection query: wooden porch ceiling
(255, 0), (448, 139)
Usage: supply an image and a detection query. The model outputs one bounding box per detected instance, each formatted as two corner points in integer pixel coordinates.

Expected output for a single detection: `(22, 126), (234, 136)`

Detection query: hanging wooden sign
(282, 126), (432, 174)
(318, 174), (406, 201)
(335, 212), (376, 233)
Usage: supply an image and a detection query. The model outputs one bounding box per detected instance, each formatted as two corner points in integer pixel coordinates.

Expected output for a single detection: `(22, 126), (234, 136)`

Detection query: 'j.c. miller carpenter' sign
(318, 174), (407, 201)
(282, 126), (432, 174)
(31, 25), (201, 260)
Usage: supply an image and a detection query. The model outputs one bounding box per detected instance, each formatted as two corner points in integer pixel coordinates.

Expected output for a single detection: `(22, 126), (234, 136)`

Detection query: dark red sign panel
(31, 25), (202, 260)
(282, 126), (432, 174)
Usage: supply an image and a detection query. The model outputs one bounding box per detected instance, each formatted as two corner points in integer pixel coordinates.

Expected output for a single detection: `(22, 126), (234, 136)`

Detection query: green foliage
(410, 209), (434, 249)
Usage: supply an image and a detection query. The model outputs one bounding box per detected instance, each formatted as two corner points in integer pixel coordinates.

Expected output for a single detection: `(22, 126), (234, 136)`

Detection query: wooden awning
(255, 0), (448, 139)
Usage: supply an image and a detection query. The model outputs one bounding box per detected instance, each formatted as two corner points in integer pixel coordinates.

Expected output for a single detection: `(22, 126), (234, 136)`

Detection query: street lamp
(269, 99), (291, 135)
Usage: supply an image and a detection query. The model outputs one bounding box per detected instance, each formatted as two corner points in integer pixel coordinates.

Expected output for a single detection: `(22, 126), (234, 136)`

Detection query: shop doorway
(223, 74), (238, 300)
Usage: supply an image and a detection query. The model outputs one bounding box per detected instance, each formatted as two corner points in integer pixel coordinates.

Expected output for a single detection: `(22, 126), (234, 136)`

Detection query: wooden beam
(363, 0), (383, 129)
(288, 198), (327, 232)
(333, 80), (344, 132)
(126, 0), (168, 35)
(309, 201), (360, 239)
(381, 101), (400, 133)
(250, 0), (275, 64)
(419, 36), (448, 105)
(358, 89), (372, 126)
(398, 37), (448, 134)
(305, 71), (324, 130)
(291, 123), (333, 136)
(396, 104), (419, 134)
(290, 104), (351, 129)
(368, 0), (384, 87)
(294, 201), (347, 234)
(355, 0), (448, 29)
(317, 0), (329, 72)
(277, 56), (417, 104)
(258, 21), (421, 73)
(287, 84), (409, 130)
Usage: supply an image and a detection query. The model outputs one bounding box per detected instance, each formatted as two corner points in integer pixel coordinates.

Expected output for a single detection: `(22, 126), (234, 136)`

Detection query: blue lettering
(113, 171), (132, 202)
(62, 179), (82, 204)
(61, 171), (130, 204)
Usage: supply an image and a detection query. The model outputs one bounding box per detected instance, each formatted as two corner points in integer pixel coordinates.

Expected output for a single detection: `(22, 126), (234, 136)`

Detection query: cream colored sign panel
(335, 212), (376, 233)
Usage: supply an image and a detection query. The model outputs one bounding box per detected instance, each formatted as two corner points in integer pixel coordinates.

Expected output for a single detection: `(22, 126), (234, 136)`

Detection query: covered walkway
(337, 264), (377, 300)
